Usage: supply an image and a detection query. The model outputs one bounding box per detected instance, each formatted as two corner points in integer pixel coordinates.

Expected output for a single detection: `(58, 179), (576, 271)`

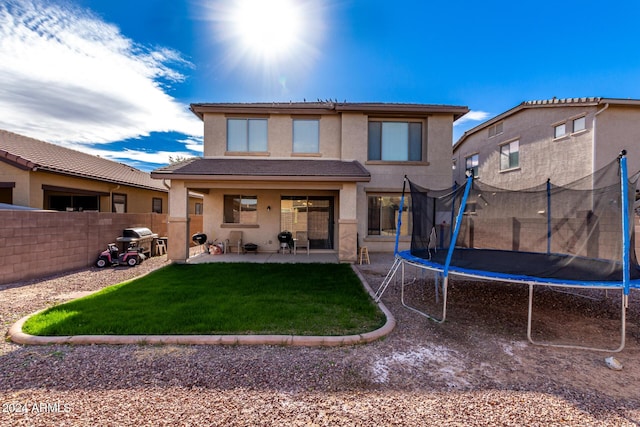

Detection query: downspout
(593, 102), (609, 173)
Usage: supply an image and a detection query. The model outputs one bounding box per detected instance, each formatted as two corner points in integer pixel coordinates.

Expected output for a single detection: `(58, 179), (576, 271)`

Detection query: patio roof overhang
(151, 158), (371, 183)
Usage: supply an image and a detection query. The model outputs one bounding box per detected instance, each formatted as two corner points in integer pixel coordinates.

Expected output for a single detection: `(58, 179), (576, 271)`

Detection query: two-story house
(152, 102), (468, 262)
(453, 97), (640, 189)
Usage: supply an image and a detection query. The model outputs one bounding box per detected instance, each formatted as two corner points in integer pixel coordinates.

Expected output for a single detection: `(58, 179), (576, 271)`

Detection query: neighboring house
(453, 97), (640, 189)
(0, 129), (169, 213)
(152, 101), (468, 262)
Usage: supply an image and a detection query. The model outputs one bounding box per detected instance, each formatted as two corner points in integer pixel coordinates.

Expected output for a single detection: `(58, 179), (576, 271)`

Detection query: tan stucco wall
(454, 106), (598, 188)
(454, 104), (640, 189)
(0, 161), (30, 206)
(202, 113), (342, 159)
(594, 105), (640, 174)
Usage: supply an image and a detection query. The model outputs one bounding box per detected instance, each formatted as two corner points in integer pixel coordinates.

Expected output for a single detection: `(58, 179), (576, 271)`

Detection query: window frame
(223, 194), (258, 224)
(572, 116), (586, 134)
(292, 119), (320, 153)
(553, 123), (567, 139)
(367, 120), (423, 162)
(488, 121), (504, 138)
(499, 139), (519, 171)
(226, 118), (268, 153)
(112, 193), (127, 213)
(465, 153), (479, 178)
(152, 197), (162, 213)
(367, 194), (412, 237)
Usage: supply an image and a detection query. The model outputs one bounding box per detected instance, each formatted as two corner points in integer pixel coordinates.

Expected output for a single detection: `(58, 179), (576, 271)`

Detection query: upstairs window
(554, 123), (566, 139)
(573, 116), (586, 133)
(465, 154), (479, 178)
(500, 140), (519, 170)
(488, 121), (503, 138)
(227, 118), (268, 152)
(293, 119), (319, 153)
(368, 121), (422, 161)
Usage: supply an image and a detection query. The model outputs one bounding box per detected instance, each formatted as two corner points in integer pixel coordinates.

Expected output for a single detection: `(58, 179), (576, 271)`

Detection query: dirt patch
(360, 257), (640, 402)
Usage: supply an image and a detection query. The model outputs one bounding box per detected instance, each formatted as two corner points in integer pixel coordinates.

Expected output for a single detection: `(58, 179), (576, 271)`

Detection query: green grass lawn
(23, 263), (386, 336)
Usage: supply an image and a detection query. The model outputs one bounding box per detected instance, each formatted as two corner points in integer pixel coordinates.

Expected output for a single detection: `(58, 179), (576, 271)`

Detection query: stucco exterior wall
(0, 161), (30, 206)
(454, 106), (598, 188)
(594, 105), (640, 174)
(202, 113), (342, 159)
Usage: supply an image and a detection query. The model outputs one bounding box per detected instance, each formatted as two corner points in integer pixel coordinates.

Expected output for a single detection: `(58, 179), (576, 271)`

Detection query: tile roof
(0, 129), (166, 191)
(151, 158), (371, 182)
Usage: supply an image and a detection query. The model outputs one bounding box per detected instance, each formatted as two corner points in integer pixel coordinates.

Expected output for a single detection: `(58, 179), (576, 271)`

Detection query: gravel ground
(1, 254), (639, 426)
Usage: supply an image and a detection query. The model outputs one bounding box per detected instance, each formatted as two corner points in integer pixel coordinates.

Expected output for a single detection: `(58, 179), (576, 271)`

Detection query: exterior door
(281, 196), (334, 250)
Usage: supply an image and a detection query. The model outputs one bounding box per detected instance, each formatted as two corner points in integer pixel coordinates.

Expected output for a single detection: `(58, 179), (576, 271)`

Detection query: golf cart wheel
(127, 257), (138, 267)
(96, 258), (108, 268)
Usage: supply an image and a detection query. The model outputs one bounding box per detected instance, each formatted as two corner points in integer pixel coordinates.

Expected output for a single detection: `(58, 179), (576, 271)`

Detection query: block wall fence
(0, 211), (203, 286)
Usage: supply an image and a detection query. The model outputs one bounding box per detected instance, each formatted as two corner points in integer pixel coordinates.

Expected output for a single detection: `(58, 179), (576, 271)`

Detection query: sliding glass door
(281, 196), (334, 249)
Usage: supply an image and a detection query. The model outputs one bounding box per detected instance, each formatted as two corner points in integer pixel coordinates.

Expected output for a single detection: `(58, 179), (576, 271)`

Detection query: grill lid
(122, 227), (154, 238)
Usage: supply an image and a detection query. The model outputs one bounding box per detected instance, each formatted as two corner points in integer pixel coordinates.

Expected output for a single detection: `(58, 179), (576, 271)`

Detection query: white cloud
(0, 0), (202, 148)
(454, 110), (490, 127)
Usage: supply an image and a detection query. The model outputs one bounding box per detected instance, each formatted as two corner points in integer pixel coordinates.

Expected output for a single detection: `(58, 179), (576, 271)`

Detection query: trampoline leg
(527, 283), (626, 353)
(401, 265), (448, 323)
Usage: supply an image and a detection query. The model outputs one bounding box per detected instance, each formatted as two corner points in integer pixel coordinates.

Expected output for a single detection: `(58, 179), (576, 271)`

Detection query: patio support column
(338, 182), (358, 263)
(167, 180), (189, 262)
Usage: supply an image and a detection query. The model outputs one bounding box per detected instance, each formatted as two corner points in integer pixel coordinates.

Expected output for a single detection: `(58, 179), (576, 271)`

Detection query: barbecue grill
(116, 227), (158, 256)
(277, 231), (293, 254)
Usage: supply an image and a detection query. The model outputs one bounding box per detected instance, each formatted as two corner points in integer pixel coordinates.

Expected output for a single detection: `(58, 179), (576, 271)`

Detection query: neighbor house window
(368, 121), (422, 161)
(152, 198), (162, 213)
(488, 121), (503, 138)
(227, 118), (268, 152)
(195, 203), (203, 215)
(500, 140), (519, 170)
(554, 123), (566, 139)
(112, 193), (127, 213)
(573, 116), (586, 133)
(367, 195), (411, 236)
(223, 195), (258, 224)
(293, 119), (319, 153)
(465, 154), (479, 178)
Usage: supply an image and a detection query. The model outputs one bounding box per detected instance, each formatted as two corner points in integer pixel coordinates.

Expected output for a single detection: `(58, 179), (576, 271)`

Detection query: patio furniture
(358, 247), (370, 264)
(226, 231), (243, 254)
(294, 231), (309, 255)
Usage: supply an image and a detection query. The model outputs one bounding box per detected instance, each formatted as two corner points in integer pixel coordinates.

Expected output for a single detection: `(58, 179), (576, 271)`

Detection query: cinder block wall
(0, 211), (174, 285)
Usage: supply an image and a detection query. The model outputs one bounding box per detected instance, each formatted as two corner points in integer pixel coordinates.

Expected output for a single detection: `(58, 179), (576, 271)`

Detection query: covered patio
(152, 158), (371, 264)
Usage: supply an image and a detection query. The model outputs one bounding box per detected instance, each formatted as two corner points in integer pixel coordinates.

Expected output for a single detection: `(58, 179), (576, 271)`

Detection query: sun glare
(208, 0), (325, 69)
(230, 0), (302, 60)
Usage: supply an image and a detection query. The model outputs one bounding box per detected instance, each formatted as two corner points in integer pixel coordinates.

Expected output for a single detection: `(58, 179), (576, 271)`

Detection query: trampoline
(375, 151), (640, 352)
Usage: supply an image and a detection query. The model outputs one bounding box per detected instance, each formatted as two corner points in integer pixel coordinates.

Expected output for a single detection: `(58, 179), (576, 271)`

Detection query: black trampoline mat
(413, 248), (640, 282)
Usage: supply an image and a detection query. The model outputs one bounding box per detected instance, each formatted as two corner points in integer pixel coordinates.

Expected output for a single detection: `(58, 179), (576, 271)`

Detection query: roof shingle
(152, 158), (371, 182)
(0, 129), (166, 191)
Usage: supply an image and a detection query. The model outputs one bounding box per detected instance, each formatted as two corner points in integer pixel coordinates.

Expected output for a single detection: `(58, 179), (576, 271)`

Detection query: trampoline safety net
(409, 156), (640, 283)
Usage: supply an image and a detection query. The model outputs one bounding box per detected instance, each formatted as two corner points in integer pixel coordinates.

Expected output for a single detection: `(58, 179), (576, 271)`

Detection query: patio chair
(294, 231), (309, 255)
(226, 230), (243, 254)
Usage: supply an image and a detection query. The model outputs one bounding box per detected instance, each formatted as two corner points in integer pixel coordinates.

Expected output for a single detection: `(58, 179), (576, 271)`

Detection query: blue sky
(2, 0), (640, 172)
